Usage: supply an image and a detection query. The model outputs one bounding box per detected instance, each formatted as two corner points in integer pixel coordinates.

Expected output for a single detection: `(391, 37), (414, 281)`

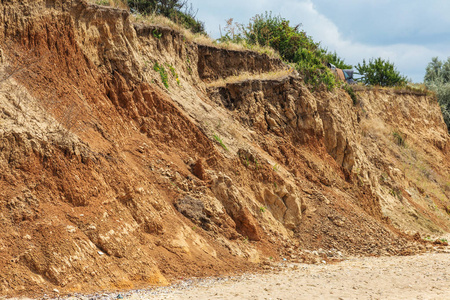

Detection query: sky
(187, 0), (450, 83)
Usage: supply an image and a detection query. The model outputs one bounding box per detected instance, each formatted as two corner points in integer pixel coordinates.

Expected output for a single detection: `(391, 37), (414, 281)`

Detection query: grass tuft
(213, 134), (228, 151)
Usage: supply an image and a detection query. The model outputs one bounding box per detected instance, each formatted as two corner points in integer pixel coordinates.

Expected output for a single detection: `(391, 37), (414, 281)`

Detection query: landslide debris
(0, 0), (449, 297)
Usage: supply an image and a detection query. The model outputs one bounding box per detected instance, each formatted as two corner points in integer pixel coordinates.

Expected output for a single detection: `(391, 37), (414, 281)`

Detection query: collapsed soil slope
(0, 0), (449, 297)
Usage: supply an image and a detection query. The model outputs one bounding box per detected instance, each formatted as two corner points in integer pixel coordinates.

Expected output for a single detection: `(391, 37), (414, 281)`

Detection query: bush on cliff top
(219, 12), (351, 90)
(219, 13), (411, 91)
(356, 58), (408, 87)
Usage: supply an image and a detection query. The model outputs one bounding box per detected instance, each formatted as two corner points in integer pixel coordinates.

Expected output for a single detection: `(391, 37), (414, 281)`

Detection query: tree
(424, 57), (450, 132)
(356, 58), (407, 87)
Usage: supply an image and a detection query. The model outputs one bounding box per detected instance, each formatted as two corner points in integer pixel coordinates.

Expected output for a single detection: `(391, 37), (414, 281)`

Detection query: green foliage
(128, 0), (205, 33)
(356, 58), (408, 87)
(324, 51), (352, 70)
(219, 12), (352, 90)
(213, 134), (228, 151)
(128, 0), (183, 16)
(259, 206), (267, 213)
(168, 64), (180, 85)
(425, 57), (450, 83)
(170, 8), (205, 34)
(153, 61), (169, 89)
(152, 29), (162, 39)
(424, 57), (450, 132)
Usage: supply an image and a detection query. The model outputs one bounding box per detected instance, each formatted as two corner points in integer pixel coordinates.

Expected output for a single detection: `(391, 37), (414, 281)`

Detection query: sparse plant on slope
(213, 133), (228, 151)
(168, 64), (180, 85)
(153, 61), (169, 89)
(424, 57), (450, 132)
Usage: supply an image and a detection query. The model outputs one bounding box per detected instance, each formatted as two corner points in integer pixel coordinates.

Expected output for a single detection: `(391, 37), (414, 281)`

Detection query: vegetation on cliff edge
(127, 0), (205, 33)
(219, 13), (351, 90)
(356, 58), (408, 87)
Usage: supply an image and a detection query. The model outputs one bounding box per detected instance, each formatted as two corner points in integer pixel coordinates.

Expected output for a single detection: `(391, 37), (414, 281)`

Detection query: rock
(192, 159), (207, 180)
(174, 196), (210, 227)
(235, 208), (261, 241)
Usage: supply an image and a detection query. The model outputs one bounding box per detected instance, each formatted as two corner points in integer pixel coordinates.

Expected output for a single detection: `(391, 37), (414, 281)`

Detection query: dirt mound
(0, 0), (449, 297)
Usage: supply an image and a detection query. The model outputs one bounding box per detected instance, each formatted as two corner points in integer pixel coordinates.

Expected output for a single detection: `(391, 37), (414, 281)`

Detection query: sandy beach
(58, 251), (450, 300)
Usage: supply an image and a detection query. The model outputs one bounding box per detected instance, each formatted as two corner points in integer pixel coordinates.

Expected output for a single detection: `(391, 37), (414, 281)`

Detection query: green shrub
(424, 57), (450, 132)
(170, 9), (205, 34)
(356, 58), (408, 87)
(219, 12), (352, 90)
(324, 50), (352, 70)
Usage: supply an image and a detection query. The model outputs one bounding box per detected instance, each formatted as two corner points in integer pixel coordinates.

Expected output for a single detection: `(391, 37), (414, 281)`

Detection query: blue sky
(188, 0), (450, 83)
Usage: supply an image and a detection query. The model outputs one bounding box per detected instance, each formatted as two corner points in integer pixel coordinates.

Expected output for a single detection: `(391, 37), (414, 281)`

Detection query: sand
(120, 252), (450, 300)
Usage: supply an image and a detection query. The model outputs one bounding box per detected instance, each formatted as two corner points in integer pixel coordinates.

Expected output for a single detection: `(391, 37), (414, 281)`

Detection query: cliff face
(0, 0), (449, 297)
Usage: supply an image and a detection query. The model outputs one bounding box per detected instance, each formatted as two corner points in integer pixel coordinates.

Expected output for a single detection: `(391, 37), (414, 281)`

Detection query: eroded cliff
(0, 0), (449, 297)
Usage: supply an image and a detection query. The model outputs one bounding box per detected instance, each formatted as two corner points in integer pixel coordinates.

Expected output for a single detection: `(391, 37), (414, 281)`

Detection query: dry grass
(206, 69), (295, 88)
(131, 12), (279, 59)
(88, 0), (129, 9)
(217, 41), (280, 58)
(353, 82), (431, 96)
(360, 117), (389, 138)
